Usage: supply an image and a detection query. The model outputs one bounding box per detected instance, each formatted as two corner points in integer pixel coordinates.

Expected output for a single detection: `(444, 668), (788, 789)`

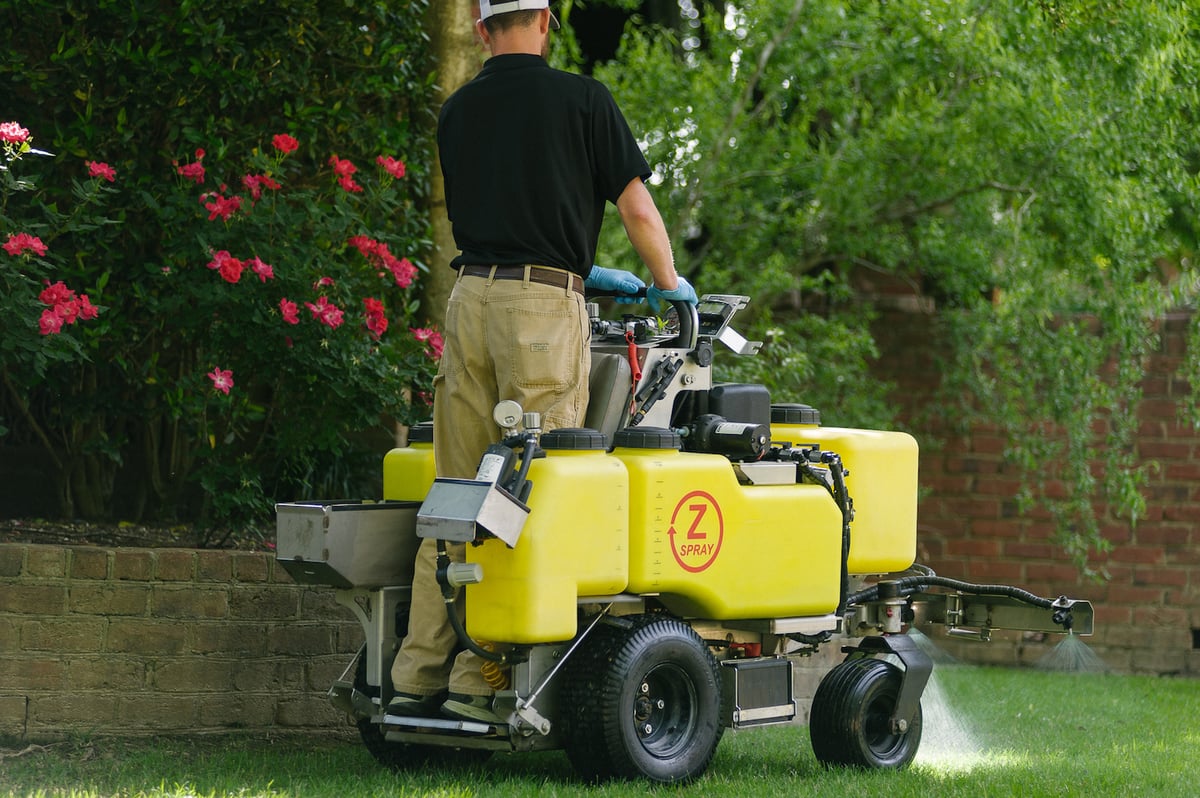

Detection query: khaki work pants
(390, 268), (591, 697)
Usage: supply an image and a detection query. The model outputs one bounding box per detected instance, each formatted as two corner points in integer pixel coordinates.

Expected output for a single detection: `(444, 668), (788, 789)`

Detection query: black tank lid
(612, 426), (682, 450)
(540, 427), (608, 451)
(408, 421), (434, 443)
(770, 403), (821, 425)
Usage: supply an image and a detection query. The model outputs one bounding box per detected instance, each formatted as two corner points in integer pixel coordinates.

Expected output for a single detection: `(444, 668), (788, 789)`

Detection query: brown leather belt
(459, 264), (583, 295)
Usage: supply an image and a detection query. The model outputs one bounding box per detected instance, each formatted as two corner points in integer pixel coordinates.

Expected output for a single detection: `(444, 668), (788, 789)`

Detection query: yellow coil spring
(478, 642), (511, 691)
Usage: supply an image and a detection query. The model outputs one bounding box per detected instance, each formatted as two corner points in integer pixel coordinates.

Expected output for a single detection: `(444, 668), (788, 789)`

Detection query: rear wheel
(809, 657), (922, 769)
(562, 616), (723, 784)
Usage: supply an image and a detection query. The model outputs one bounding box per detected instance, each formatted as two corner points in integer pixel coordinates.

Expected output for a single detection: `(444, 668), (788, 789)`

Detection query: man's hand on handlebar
(647, 276), (698, 313)
(584, 265), (645, 304)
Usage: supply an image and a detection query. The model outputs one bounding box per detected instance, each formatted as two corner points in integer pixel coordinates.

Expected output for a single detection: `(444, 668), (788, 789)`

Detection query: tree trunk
(421, 0), (489, 327)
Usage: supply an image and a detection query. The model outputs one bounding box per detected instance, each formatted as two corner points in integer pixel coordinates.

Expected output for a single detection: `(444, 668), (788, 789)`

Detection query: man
(389, 0), (697, 724)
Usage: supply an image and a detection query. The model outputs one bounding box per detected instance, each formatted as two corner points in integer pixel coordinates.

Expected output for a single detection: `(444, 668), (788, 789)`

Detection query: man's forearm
(616, 178), (678, 290)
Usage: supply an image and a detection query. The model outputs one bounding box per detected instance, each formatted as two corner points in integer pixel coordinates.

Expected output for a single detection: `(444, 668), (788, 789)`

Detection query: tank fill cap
(540, 427), (608, 451)
(771, 403), (821, 426)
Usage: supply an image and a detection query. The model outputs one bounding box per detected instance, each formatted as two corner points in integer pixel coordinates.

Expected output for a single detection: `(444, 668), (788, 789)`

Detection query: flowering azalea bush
(0, 121), (438, 529)
(0, 1), (435, 535)
(135, 133), (439, 528)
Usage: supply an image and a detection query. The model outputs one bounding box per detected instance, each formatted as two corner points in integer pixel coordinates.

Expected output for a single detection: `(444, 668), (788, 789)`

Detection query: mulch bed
(0, 518), (273, 550)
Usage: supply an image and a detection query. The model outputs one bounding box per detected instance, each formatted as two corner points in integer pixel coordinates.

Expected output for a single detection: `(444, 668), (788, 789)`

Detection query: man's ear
(475, 18), (491, 46)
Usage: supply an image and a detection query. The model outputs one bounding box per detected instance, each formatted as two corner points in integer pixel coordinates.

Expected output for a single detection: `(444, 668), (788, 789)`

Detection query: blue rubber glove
(584, 265), (645, 303)
(646, 276), (699, 314)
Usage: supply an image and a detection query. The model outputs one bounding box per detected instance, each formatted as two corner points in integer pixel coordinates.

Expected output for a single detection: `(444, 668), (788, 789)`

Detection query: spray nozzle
(1051, 596), (1075, 631)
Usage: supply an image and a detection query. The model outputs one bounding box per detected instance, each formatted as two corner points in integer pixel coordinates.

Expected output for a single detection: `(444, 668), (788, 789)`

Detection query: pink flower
(39, 281), (74, 307)
(36, 282), (100, 335)
(242, 173), (281, 202)
(86, 160), (116, 182)
(347, 236), (417, 288)
(174, 149), (206, 184)
(376, 155), (406, 179)
(411, 327), (444, 360)
(313, 276), (335, 289)
(279, 298), (300, 325)
(348, 235), (376, 256)
(248, 256), (274, 282)
(0, 121), (30, 143)
(305, 296), (345, 329)
(3, 232), (47, 257)
(329, 155), (363, 193)
(39, 308), (64, 335)
(201, 191), (242, 222)
(363, 297), (388, 339)
(206, 250), (244, 284)
(207, 367), (234, 395)
(329, 155), (357, 178)
(272, 134), (299, 154)
(77, 295), (99, 321)
(385, 256), (417, 289)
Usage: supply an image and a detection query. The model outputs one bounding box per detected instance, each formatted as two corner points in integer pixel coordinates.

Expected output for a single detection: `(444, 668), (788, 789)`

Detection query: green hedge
(0, 0), (436, 531)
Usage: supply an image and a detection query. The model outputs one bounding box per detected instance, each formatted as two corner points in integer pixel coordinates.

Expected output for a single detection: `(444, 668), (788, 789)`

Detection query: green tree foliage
(576, 0), (1199, 572)
(0, 1), (436, 531)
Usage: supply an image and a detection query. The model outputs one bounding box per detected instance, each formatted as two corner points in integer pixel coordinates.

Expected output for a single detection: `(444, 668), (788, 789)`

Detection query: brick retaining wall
(0, 540), (842, 742)
(0, 544), (362, 741)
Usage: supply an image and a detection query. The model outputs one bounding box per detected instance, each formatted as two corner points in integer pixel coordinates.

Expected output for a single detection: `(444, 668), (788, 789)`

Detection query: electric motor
(685, 414), (769, 459)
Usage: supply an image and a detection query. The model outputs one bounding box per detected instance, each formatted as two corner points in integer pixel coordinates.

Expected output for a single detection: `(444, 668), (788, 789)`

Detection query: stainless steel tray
(275, 500), (420, 589)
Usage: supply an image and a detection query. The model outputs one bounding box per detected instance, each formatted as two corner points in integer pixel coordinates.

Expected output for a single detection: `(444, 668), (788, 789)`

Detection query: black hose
(793, 449), (853, 617)
(827, 453), (852, 617)
(845, 574), (1056, 610)
(505, 433), (540, 501)
(436, 539), (507, 664)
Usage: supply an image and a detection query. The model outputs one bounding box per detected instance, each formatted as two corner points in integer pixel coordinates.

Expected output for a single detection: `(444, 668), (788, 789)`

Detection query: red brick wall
(873, 310), (1200, 675)
(0, 544), (362, 741)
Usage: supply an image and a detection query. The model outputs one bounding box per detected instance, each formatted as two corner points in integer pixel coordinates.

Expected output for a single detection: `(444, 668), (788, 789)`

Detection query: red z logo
(686, 503), (708, 539)
(669, 491), (724, 573)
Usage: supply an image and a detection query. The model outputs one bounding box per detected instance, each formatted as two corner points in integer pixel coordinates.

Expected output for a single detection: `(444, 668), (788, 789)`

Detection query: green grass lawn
(3, 663), (1196, 798)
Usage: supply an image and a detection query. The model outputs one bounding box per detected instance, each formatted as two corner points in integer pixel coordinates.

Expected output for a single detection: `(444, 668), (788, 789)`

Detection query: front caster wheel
(809, 657), (923, 769)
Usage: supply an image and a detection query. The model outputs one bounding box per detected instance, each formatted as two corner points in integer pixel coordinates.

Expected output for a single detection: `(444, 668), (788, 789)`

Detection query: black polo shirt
(438, 53), (652, 278)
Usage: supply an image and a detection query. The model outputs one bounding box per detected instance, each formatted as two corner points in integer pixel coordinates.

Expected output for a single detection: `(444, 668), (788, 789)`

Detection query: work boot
(385, 691), (444, 717)
(440, 693), (504, 724)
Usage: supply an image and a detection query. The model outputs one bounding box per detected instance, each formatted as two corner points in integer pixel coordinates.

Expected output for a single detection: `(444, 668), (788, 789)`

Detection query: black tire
(809, 657), (923, 769)
(352, 655), (491, 771)
(562, 616), (723, 784)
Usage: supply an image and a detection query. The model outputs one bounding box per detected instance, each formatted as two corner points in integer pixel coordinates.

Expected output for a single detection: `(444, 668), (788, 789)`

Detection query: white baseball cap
(480, 0), (560, 30)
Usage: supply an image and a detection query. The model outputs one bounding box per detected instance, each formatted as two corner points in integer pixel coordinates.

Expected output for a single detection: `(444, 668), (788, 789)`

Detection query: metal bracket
(508, 602), (615, 737)
(716, 325), (762, 356)
(334, 587), (409, 697)
(844, 634), (932, 735)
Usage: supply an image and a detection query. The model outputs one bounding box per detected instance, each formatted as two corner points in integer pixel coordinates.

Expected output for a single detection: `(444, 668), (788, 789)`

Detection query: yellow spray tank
(769, 403), (918, 575)
(613, 426), (844, 621)
(465, 428), (630, 643)
(382, 421), (437, 502)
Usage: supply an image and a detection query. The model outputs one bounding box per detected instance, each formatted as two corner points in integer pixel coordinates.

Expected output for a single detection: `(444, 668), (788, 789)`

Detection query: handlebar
(672, 298), (698, 351)
(585, 289), (698, 351)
